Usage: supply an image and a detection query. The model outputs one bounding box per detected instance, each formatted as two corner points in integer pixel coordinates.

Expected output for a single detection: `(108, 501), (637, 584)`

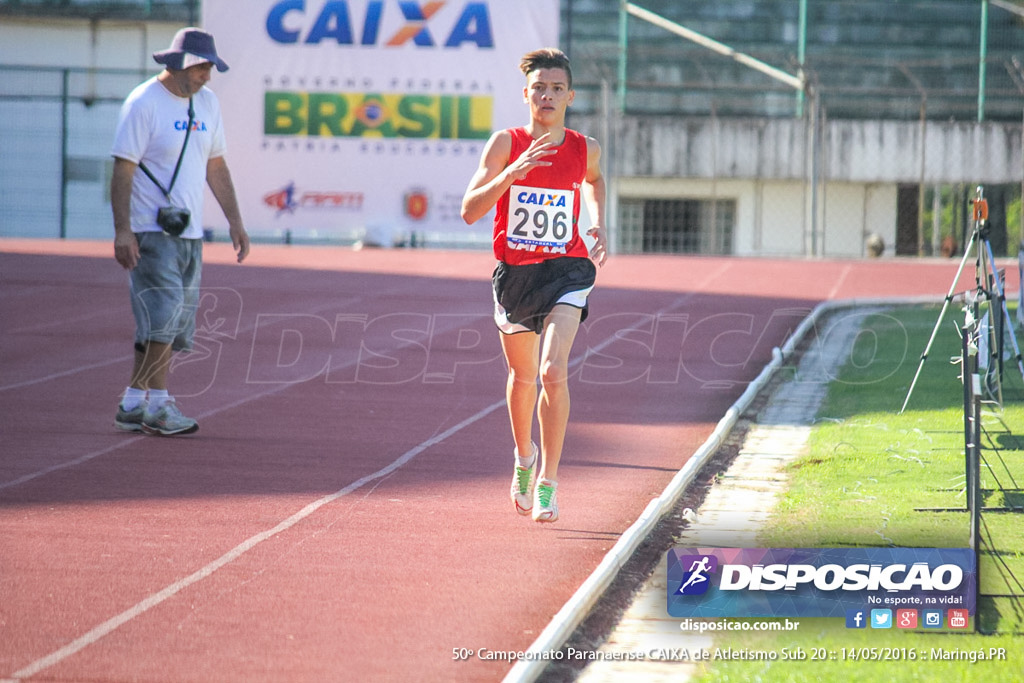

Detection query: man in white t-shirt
(111, 27), (250, 436)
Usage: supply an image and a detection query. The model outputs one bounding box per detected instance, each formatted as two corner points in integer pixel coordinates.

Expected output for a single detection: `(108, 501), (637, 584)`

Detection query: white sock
(148, 389), (171, 408)
(515, 444), (537, 469)
(121, 387), (146, 410)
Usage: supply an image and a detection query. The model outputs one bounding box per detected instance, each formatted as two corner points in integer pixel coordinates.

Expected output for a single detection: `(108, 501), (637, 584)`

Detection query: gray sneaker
(114, 401), (147, 432)
(142, 399), (198, 436)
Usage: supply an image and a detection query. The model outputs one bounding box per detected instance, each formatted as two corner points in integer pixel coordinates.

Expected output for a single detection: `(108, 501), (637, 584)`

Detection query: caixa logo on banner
(667, 548), (976, 618)
(265, 1), (495, 48)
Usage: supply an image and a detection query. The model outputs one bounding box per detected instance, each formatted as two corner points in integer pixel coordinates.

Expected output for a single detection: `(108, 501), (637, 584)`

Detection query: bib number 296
(512, 207), (568, 241)
(507, 185), (573, 251)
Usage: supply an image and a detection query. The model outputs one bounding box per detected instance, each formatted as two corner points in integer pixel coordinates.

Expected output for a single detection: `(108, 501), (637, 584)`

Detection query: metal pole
(565, 0), (573, 59)
(60, 68), (69, 240)
(965, 321), (982, 635)
(962, 323), (975, 516)
(900, 64), (928, 256)
(970, 366), (982, 557)
(710, 104), (718, 253)
(601, 78), (618, 257)
(918, 107), (927, 256)
(810, 91), (821, 255)
(617, 0), (628, 114)
(1009, 58), (1024, 253)
(803, 89), (812, 256)
(796, 0), (807, 117)
(979, 0), (989, 122)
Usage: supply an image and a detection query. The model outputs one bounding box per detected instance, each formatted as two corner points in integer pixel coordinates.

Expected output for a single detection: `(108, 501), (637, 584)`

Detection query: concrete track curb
(504, 296), (935, 683)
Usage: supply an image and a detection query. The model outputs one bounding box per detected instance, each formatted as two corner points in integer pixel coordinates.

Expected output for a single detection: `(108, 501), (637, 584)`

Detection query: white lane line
(9, 398), (505, 681)
(6, 273), (733, 679)
(0, 294), (370, 394)
(827, 263), (852, 300)
(0, 356), (129, 393)
(0, 296), (381, 489)
(0, 437), (142, 492)
(0, 377), (301, 492)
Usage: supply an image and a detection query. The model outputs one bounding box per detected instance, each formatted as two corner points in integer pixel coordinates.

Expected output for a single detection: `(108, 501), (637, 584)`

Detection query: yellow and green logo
(265, 91), (492, 139)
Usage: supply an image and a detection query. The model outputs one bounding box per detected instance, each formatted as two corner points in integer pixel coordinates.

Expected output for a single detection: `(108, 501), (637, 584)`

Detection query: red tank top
(492, 127), (590, 265)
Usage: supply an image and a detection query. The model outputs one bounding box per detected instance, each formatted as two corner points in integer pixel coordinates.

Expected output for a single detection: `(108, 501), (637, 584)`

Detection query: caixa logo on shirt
(175, 119), (209, 132)
(516, 190), (568, 208)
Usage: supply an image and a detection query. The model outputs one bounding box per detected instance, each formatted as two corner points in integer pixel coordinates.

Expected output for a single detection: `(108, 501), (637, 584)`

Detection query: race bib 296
(506, 185), (573, 253)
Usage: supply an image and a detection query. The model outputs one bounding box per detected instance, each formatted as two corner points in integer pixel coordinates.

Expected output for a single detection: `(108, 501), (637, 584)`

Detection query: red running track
(0, 239), (1004, 682)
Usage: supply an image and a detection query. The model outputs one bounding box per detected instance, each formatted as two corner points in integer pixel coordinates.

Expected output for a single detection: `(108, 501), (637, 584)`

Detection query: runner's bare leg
(500, 330), (540, 459)
(535, 304), (583, 481)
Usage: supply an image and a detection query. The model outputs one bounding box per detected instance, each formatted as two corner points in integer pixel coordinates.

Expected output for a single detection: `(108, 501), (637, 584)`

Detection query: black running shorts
(491, 256), (597, 335)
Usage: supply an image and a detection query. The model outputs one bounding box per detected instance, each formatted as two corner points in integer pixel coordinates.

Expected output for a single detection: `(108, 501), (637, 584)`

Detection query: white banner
(202, 0), (560, 245)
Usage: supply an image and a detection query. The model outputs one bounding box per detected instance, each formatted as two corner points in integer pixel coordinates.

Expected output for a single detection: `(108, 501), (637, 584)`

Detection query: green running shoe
(533, 478), (558, 523)
(510, 442), (537, 515)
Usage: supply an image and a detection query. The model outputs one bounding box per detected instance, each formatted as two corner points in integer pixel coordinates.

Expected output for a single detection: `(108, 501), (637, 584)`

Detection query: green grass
(694, 305), (1024, 682)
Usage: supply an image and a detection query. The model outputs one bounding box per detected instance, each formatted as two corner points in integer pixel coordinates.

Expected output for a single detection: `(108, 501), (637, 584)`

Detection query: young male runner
(461, 48), (608, 523)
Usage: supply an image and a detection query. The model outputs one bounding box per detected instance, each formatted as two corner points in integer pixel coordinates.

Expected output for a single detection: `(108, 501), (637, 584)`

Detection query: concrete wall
(615, 176), (899, 258)
(577, 113), (1022, 257)
(0, 16), (180, 71)
(577, 114), (1024, 185)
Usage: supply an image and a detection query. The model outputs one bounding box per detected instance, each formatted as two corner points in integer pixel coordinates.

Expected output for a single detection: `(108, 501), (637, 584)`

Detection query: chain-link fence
(0, 65), (150, 240)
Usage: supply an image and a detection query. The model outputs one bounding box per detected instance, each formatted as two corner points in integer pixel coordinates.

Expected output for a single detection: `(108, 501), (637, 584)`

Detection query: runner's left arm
(462, 131), (557, 225)
(582, 136), (608, 267)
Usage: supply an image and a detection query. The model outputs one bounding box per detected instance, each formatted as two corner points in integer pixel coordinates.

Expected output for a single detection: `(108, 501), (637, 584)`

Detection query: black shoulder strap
(138, 97), (195, 201)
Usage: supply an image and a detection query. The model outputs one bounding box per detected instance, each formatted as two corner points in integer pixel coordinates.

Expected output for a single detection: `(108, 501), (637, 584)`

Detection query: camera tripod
(899, 186), (1024, 414)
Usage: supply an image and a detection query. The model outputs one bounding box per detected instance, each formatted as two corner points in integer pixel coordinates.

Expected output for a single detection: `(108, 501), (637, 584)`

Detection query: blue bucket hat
(153, 28), (229, 72)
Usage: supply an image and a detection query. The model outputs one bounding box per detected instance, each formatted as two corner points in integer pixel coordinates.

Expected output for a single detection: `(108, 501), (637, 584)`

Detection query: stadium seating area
(564, 0), (1024, 121)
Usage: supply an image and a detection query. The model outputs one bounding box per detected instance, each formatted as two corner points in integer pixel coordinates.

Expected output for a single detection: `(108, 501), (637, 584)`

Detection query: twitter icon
(871, 609), (892, 629)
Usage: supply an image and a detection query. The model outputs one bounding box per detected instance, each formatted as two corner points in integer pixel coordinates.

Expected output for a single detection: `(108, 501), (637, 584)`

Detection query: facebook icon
(845, 609), (867, 629)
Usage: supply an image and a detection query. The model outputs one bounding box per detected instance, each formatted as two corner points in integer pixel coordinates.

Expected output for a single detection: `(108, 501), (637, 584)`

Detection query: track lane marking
(6, 260), (739, 679)
(9, 399), (505, 680)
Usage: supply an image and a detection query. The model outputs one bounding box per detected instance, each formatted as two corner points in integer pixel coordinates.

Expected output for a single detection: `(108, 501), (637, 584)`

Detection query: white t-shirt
(111, 76), (227, 239)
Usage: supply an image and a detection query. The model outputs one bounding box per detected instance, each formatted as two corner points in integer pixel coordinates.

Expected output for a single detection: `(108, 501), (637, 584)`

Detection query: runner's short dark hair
(519, 48), (572, 88)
